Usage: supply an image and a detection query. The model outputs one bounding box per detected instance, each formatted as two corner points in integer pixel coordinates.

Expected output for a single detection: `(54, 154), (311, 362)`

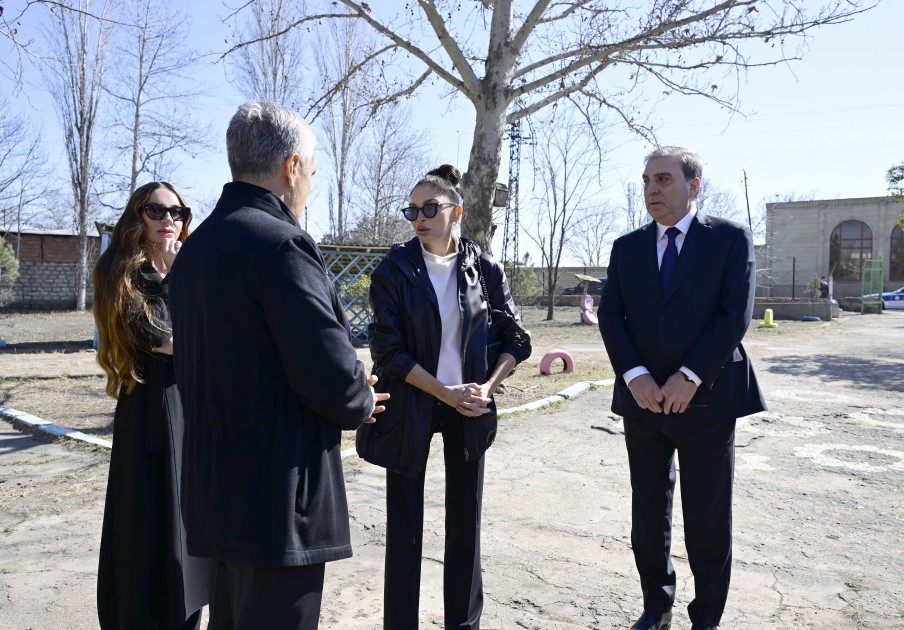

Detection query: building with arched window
(764, 196), (904, 298)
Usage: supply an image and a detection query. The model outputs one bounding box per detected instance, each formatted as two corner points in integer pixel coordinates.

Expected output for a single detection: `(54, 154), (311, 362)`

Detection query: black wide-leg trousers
(384, 401), (485, 630)
(623, 414), (736, 628)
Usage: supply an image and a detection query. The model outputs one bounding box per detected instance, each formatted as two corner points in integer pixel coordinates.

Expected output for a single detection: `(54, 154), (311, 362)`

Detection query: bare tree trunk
(107, 0), (210, 200)
(45, 0), (111, 311)
(461, 98), (507, 253)
(315, 19), (373, 244)
(460, 0), (516, 253)
(228, 0), (306, 108)
(128, 35), (143, 196)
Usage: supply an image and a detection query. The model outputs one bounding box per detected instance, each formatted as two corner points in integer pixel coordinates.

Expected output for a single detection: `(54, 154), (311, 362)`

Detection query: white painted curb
(1, 379), (616, 458)
(0, 407), (113, 449)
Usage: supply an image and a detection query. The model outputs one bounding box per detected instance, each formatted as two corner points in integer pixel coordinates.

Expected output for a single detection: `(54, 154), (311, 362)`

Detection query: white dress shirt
(623, 208), (702, 387)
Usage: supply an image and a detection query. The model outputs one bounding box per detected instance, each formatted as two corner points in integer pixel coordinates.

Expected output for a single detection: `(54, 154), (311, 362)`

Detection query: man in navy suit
(598, 146), (765, 630)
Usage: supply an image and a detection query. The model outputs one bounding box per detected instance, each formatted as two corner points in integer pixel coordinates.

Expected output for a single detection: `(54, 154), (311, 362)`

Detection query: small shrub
(805, 274), (821, 299)
(0, 239), (20, 307)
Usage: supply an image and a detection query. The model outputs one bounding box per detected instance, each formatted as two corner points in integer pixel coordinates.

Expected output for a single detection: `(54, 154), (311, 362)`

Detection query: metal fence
(860, 258), (884, 314)
(320, 244), (389, 346)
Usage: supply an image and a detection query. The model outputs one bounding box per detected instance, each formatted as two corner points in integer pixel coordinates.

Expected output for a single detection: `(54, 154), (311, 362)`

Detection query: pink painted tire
(580, 309), (598, 325)
(539, 349), (574, 375)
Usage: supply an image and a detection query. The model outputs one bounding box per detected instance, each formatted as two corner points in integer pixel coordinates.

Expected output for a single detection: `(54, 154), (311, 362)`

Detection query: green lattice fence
(320, 244), (389, 345)
(860, 258), (884, 314)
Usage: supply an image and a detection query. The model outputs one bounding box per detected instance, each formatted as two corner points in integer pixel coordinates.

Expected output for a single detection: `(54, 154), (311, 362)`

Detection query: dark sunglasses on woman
(143, 203), (190, 222)
(400, 202), (456, 221)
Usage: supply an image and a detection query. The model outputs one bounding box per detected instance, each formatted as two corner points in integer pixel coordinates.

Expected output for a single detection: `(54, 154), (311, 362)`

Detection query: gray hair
(645, 146), (703, 181)
(227, 101), (315, 181)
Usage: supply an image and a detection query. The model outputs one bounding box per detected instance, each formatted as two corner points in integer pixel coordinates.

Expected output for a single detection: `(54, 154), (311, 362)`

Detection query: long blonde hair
(93, 182), (191, 398)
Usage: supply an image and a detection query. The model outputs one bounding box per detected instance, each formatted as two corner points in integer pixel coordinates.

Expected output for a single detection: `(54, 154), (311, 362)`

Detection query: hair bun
(427, 164), (461, 187)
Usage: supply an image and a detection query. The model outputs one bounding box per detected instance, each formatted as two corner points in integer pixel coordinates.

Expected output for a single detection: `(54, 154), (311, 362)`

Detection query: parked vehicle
(862, 286), (904, 309)
(561, 278), (607, 295)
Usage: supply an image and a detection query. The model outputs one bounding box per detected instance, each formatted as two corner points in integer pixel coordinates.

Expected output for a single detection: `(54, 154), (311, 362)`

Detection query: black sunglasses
(400, 202), (457, 222)
(143, 202), (190, 222)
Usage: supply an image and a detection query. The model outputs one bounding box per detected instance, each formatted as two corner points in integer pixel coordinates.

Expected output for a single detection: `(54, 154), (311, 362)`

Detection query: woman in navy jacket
(357, 164), (531, 629)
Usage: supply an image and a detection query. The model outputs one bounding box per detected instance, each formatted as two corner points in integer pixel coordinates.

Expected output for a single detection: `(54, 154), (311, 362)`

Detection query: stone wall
(753, 298), (839, 321)
(764, 197), (904, 299)
(2, 232), (100, 310)
(9, 261), (94, 309)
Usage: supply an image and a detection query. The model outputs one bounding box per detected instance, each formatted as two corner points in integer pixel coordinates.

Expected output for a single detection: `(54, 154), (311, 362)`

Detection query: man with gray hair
(169, 101), (388, 629)
(599, 146), (765, 630)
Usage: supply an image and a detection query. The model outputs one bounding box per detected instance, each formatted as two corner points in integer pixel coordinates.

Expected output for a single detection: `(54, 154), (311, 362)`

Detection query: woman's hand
(403, 366), (491, 416)
(445, 383), (492, 417)
(161, 238), (182, 270)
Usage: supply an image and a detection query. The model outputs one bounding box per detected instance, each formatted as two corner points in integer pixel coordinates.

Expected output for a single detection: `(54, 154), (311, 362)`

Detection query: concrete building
(764, 196), (904, 298)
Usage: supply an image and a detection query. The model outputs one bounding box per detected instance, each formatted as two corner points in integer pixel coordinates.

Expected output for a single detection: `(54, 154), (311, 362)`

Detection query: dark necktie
(660, 226), (680, 294)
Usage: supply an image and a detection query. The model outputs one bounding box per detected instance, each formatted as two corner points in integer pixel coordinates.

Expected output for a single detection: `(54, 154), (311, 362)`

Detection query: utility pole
(743, 169), (753, 231)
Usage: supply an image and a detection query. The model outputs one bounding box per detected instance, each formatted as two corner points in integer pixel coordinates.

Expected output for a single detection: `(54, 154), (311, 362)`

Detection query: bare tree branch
(218, 13), (355, 59)
(509, 58), (611, 122)
(363, 69), (433, 115)
(305, 43), (397, 121)
(332, 0), (469, 95)
(416, 0), (480, 93)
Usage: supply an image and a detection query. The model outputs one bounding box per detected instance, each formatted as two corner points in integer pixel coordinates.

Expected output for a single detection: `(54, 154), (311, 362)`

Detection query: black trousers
(384, 401), (486, 630)
(207, 561), (325, 630)
(623, 414), (736, 628)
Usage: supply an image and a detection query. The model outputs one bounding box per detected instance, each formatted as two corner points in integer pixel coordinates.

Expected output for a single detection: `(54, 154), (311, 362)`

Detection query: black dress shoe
(629, 609), (672, 630)
(690, 626), (718, 630)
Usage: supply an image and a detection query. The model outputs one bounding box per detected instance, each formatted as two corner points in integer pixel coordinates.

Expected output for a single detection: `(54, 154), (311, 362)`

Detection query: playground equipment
(574, 273), (598, 325)
(540, 349), (575, 375)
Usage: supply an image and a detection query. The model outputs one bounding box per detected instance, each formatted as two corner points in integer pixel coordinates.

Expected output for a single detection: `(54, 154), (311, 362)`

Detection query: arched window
(829, 220), (872, 281)
(891, 225), (904, 282)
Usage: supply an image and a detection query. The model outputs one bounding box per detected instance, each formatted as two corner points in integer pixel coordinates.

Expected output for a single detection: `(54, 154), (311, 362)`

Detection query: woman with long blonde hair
(94, 181), (212, 629)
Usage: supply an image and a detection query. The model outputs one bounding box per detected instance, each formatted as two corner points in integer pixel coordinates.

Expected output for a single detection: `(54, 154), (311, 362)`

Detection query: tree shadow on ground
(0, 430), (45, 455)
(0, 340), (93, 354)
(763, 354), (904, 391)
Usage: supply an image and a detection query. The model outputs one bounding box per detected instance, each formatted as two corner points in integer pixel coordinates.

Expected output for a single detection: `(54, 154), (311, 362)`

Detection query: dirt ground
(0, 305), (614, 442)
(2, 309), (904, 628)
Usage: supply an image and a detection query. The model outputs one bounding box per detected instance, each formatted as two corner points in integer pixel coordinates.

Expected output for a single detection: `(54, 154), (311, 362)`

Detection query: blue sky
(4, 1), (901, 261)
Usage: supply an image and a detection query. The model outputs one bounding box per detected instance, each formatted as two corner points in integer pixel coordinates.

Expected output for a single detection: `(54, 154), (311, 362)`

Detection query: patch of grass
(845, 577), (863, 591)
(842, 604), (864, 626)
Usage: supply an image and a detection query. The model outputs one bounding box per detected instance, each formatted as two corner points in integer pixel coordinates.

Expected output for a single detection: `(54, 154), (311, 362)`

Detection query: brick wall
(2, 232), (100, 309)
(2, 232), (99, 263)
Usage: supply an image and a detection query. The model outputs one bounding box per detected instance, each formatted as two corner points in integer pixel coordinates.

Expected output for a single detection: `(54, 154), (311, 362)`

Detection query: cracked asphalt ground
(2, 311), (903, 628)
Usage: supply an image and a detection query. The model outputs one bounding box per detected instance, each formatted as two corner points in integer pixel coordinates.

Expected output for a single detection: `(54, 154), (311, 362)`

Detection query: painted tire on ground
(540, 349), (575, 375)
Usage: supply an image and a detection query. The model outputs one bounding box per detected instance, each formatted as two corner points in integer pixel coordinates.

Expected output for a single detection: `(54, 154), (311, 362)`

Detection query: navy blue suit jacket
(598, 211), (766, 421)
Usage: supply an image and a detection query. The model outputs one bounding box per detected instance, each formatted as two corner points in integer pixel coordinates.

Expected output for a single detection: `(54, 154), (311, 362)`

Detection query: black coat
(168, 182), (375, 567)
(356, 237), (531, 477)
(598, 212), (766, 421)
(97, 264), (213, 628)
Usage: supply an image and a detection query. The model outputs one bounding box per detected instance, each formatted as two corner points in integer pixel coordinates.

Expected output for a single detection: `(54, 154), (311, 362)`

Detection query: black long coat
(97, 264), (213, 629)
(168, 182), (375, 567)
(357, 237), (532, 477)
